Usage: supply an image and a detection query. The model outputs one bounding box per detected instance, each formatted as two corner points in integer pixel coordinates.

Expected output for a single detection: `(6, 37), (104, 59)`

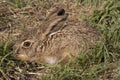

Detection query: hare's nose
(14, 48), (19, 54)
(13, 45), (20, 54)
(12, 47), (20, 58)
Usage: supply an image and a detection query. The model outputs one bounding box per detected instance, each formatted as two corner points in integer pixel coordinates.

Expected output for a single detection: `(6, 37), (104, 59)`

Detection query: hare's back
(62, 22), (101, 44)
(47, 22), (101, 54)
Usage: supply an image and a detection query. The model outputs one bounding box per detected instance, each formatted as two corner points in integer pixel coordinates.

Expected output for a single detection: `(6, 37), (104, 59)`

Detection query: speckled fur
(13, 7), (101, 64)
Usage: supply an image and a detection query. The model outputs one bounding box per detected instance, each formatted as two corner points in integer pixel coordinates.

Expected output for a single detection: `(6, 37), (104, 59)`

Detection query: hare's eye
(22, 40), (33, 48)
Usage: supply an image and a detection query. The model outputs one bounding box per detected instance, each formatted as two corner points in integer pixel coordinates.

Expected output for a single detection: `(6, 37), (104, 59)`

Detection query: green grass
(7, 0), (30, 8)
(0, 0), (120, 80)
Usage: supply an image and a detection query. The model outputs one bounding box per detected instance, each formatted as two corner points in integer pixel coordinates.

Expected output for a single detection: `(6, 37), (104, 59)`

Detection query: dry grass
(0, 0), (120, 80)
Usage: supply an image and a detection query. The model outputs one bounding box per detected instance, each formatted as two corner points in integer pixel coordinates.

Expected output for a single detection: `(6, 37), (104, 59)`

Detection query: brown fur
(13, 7), (101, 64)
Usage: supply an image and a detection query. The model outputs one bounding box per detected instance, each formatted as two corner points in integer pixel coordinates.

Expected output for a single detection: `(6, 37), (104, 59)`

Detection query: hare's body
(13, 7), (101, 64)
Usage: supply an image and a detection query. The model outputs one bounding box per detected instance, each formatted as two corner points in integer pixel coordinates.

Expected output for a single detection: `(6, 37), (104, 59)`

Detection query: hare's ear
(46, 7), (59, 18)
(40, 8), (68, 38)
(46, 7), (66, 19)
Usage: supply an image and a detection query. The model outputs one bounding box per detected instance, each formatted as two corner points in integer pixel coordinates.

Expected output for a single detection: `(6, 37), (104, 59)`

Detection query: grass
(7, 0), (30, 8)
(0, 0), (120, 80)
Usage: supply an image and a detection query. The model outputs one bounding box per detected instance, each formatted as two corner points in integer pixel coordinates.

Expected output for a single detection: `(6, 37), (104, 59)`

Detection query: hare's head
(13, 7), (68, 62)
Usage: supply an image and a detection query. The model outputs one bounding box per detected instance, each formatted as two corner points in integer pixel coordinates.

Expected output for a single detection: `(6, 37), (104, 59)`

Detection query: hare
(13, 7), (101, 64)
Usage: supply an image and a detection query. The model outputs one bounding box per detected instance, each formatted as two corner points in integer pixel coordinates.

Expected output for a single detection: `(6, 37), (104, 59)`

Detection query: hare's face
(13, 39), (38, 61)
(13, 29), (40, 61)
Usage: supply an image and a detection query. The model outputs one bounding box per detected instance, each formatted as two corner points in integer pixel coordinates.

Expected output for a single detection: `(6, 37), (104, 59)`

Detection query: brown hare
(13, 7), (101, 64)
